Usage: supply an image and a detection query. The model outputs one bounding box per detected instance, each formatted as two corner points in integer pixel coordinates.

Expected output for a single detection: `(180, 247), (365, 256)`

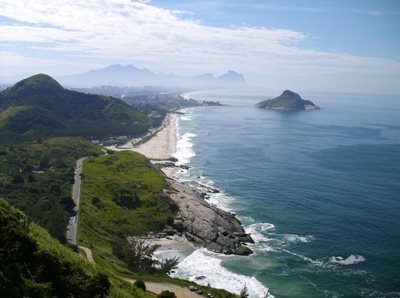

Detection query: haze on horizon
(0, 0), (399, 94)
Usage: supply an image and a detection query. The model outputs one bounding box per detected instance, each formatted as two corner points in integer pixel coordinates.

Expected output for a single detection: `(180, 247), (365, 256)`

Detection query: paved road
(66, 157), (86, 245)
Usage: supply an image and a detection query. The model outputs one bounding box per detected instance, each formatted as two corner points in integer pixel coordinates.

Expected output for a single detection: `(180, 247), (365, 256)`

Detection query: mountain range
(0, 74), (152, 141)
(57, 64), (246, 88)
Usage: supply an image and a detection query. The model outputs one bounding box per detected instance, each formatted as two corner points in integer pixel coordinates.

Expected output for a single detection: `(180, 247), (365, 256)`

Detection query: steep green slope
(78, 151), (175, 273)
(0, 137), (102, 242)
(0, 198), (153, 298)
(0, 198), (110, 297)
(0, 74), (152, 142)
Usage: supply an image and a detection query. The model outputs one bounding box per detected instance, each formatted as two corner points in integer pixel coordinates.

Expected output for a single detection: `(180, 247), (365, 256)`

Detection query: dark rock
(167, 180), (254, 255)
(236, 245), (253, 255)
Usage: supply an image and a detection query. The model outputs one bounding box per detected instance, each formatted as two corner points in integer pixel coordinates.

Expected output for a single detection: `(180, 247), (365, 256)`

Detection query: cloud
(0, 0), (399, 92)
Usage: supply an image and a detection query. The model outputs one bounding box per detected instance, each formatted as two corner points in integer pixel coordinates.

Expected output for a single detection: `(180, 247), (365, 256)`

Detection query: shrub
(240, 285), (249, 298)
(133, 279), (146, 291)
(12, 174), (24, 184)
(157, 290), (177, 298)
(113, 237), (179, 275)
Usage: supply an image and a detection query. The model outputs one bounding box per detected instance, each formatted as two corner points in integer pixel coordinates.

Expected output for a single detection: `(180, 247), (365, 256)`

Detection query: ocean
(169, 90), (400, 298)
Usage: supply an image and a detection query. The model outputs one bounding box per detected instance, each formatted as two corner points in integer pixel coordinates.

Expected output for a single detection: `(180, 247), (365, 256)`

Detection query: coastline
(111, 109), (267, 296)
(107, 112), (179, 177)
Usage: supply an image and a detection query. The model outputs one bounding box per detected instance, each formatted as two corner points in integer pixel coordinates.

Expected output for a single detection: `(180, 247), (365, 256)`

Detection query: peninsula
(256, 90), (319, 111)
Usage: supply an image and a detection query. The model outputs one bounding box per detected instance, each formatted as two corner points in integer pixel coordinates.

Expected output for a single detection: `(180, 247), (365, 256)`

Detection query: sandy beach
(108, 112), (178, 176)
(132, 113), (177, 160)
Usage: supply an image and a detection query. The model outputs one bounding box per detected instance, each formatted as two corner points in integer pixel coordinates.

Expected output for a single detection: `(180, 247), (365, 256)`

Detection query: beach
(112, 109), (268, 297)
(108, 112), (178, 177)
(132, 112), (177, 161)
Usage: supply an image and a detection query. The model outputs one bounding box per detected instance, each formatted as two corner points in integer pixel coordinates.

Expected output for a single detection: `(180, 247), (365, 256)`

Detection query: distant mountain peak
(218, 70), (246, 83)
(7, 74), (63, 95)
(58, 65), (246, 87)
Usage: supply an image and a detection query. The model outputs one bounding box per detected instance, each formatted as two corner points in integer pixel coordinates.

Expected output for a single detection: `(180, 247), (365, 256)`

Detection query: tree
(113, 237), (179, 274)
(12, 174), (24, 184)
(240, 285), (249, 298)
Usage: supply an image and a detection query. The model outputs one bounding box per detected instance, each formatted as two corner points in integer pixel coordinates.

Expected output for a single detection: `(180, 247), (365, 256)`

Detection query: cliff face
(166, 179), (253, 255)
(256, 90), (319, 111)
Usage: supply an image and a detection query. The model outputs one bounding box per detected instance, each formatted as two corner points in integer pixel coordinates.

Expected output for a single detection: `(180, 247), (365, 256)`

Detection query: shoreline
(113, 110), (253, 254)
(107, 108), (265, 295)
(107, 112), (180, 177)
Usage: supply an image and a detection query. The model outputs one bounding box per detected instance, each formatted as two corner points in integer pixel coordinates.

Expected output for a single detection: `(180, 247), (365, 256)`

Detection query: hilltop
(256, 90), (319, 111)
(0, 74), (152, 142)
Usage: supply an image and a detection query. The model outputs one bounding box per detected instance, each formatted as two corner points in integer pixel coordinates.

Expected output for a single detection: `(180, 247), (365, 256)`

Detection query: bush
(113, 237), (179, 275)
(133, 279), (146, 291)
(113, 189), (141, 209)
(240, 285), (249, 298)
(12, 174), (24, 184)
(157, 290), (177, 298)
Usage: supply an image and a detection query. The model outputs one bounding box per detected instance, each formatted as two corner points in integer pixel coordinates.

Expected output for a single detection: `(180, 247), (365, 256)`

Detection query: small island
(256, 90), (319, 111)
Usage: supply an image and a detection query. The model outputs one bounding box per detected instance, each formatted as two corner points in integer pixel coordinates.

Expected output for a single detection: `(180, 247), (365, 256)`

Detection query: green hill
(0, 198), (110, 297)
(0, 74), (152, 142)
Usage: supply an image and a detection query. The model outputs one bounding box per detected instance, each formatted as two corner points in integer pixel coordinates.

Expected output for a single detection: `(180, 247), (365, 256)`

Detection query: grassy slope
(0, 198), (151, 298)
(78, 151), (173, 273)
(78, 151), (237, 298)
(0, 105), (30, 127)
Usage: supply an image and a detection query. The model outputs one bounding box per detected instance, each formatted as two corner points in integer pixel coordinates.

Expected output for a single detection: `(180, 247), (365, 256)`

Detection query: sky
(0, 0), (399, 94)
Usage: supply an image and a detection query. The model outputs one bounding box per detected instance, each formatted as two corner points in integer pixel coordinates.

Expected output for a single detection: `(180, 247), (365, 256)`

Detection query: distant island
(256, 90), (319, 111)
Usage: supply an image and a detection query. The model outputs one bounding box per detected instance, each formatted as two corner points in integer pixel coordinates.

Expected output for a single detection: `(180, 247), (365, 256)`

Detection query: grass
(78, 151), (174, 274)
(0, 105), (31, 127)
(77, 150), (237, 297)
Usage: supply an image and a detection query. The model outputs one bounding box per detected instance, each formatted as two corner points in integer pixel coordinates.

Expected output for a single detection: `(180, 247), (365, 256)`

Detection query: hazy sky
(0, 0), (399, 93)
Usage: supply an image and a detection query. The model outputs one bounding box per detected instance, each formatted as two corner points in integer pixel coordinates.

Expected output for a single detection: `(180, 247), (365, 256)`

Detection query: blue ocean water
(171, 91), (400, 298)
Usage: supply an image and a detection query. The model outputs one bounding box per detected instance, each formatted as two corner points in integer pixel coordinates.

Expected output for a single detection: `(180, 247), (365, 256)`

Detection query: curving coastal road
(66, 157), (86, 245)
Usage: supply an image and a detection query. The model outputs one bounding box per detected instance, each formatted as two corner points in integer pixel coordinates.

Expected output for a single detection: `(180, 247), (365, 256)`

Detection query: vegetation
(0, 74), (153, 142)
(78, 151), (176, 272)
(113, 237), (179, 274)
(240, 285), (249, 298)
(78, 151), (238, 298)
(0, 198), (110, 297)
(157, 291), (177, 298)
(0, 75), (239, 297)
(0, 137), (102, 242)
(134, 280), (146, 291)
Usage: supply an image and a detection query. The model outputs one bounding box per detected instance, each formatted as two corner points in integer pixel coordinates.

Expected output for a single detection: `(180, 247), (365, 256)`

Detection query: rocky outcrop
(165, 179), (253, 255)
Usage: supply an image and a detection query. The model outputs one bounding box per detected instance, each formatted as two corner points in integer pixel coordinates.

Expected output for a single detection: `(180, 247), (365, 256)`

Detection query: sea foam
(328, 254), (366, 266)
(170, 249), (273, 298)
(173, 132), (196, 165)
(283, 234), (315, 244)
